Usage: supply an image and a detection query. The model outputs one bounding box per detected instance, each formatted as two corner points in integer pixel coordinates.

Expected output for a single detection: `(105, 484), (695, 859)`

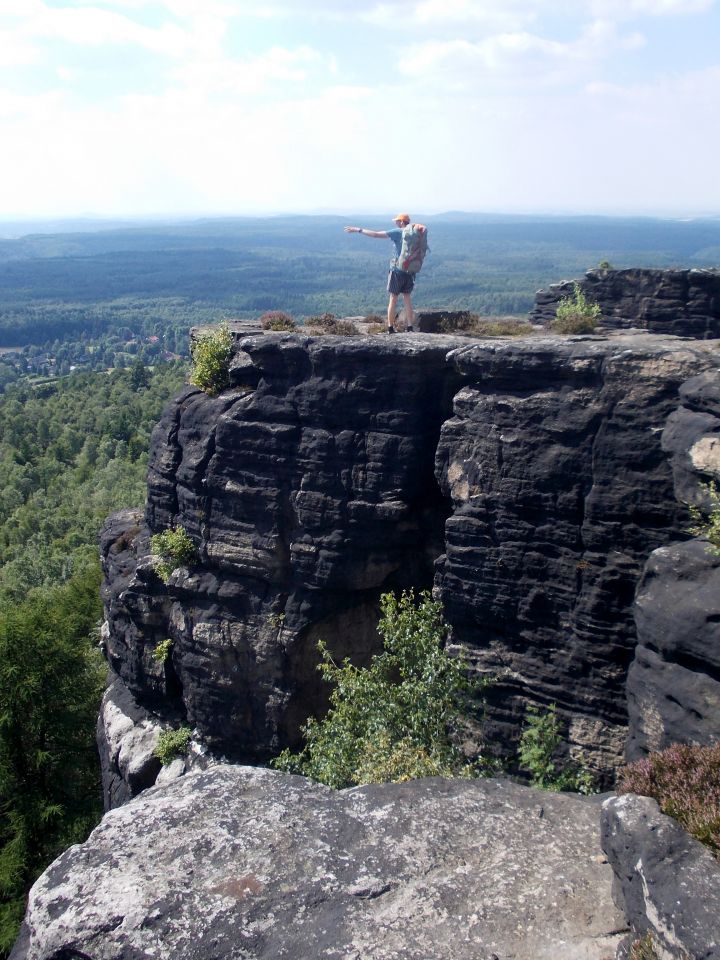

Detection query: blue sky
(1, 0), (719, 217)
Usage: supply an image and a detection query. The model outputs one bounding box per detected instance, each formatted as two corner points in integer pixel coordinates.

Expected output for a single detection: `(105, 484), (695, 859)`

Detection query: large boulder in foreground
(12, 767), (625, 960)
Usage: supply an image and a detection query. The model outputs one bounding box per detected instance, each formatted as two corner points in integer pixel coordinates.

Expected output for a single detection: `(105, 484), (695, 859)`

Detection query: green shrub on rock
(190, 322), (233, 395)
(689, 481), (720, 554)
(153, 638), (173, 664)
(519, 703), (595, 793)
(150, 526), (198, 583)
(551, 283), (601, 334)
(155, 726), (192, 765)
(272, 590), (487, 789)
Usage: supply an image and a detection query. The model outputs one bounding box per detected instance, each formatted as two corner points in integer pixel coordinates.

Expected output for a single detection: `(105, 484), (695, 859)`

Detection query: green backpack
(396, 224), (428, 275)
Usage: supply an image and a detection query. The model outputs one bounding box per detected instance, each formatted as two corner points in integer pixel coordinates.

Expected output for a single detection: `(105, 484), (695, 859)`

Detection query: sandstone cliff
(98, 330), (720, 799)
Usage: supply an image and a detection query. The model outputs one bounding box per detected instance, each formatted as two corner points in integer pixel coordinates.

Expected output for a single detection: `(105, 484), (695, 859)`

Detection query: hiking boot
(406, 325), (414, 333)
(387, 325), (396, 334)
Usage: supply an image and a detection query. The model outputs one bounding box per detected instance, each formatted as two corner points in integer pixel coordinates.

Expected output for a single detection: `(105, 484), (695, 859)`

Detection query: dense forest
(0, 363), (186, 953)
(1, 213), (719, 386)
(0, 212), (718, 953)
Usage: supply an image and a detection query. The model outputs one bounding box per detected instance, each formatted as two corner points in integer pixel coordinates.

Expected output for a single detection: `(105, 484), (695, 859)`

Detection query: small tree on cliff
(551, 283), (601, 334)
(273, 590), (488, 788)
(190, 322), (232, 395)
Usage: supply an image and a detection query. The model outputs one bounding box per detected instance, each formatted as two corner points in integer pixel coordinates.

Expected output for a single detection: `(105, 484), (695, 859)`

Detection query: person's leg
(387, 292), (398, 330)
(402, 292), (414, 330)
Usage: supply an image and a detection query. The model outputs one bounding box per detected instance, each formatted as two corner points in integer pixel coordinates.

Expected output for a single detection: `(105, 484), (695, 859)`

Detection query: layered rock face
(530, 268), (720, 337)
(11, 766), (626, 960)
(626, 369), (720, 758)
(102, 335), (463, 773)
(100, 331), (720, 795)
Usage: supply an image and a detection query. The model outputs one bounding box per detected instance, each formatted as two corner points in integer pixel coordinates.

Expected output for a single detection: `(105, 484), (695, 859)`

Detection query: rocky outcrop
(97, 671), (165, 809)
(530, 268), (720, 338)
(11, 766), (627, 960)
(99, 332), (720, 795)
(601, 793), (720, 959)
(626, 369), (720, 759)
(433, 335), (717, 774)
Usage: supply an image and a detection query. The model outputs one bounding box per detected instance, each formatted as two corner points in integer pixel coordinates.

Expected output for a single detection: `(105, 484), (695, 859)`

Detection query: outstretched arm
(344, 226), (389, 238)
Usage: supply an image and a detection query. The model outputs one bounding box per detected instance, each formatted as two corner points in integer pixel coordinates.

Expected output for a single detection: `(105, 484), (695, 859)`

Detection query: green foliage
(689, 481), (720, 554)
(618, 743), (720, 858)
(0, 562), (105, 954)
(153, 638), (173, 664)
(155, 727), (192, 765)
(189, 322), (233, 395)
(150, 526), (198, 584)
(519, 704), (595, 793)
(259, 311), (297, 332)
(0, 364), (187, 603)
(273, 590), (486, 789)
(629, 934), (660, 960)
(551, 283), (602, 334)
(597, 260), (614, 270)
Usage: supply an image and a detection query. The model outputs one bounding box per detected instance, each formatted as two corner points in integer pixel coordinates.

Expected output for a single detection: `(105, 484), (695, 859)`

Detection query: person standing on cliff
(344, 213), (426, 334)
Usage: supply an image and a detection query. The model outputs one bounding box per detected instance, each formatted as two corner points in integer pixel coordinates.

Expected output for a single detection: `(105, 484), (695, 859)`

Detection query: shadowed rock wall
(626, 369), (720, 759)
(102, 335), (463, 770)
(99, 331), (720, 797)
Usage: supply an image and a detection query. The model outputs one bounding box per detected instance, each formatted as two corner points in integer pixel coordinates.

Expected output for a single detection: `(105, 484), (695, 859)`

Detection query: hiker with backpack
(344, 213), (428, 333)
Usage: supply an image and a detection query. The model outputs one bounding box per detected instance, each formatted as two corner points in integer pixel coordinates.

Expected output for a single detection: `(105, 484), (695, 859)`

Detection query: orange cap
(392, 212), (410, 224)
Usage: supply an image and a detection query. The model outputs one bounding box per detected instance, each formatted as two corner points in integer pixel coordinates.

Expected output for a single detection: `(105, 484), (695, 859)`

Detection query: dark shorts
(387, 268), (415, 295)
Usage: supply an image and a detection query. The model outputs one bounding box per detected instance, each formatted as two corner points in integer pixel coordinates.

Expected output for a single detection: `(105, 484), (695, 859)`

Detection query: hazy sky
(1, 0), (719, 218)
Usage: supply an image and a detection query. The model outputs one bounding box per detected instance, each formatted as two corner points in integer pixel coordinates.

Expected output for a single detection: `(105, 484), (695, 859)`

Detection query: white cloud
(0, 1), (227, 61)
(398, 20), (644, 89)
(588, 0), (715, 15)
(169, 45), (331, 97)
(0, 31), (40, 65)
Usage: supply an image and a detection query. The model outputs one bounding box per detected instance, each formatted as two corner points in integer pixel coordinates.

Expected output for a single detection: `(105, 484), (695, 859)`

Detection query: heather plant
(306, 313), (359, 336)
(190, 321), (233, 395)
(272, 590), (487, 789)
(437, 313), (529, 337)
(437, 311), (481, 333)
(519, 703), (595, 793)
(150, 526), (198, 583)
(259, 311), (296, 332)
(551, 283), (601, 334)
(155, 726), (192, 765)
(688, 481), (720, 554)
(618, 742), (720, 858)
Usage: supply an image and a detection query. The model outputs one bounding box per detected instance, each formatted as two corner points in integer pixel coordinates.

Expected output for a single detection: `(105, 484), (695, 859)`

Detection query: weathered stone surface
(625, 367), (720, 759)
(100, 332), (720, 792)
(627, 539), (720, 759)
(11, 767), (626, 960)
(97, 671), (165, 810)
(601, 794), (720, 959)
(530, 268), (720, 338)
(435, 335), (718, 776)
